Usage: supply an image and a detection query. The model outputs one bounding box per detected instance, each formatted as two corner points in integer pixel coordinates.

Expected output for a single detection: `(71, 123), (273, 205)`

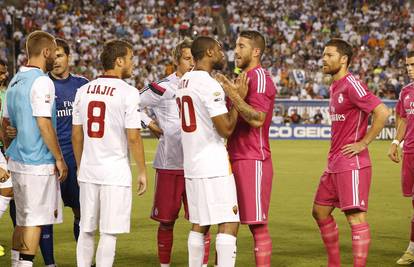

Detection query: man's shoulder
(70, 74), (89, 85)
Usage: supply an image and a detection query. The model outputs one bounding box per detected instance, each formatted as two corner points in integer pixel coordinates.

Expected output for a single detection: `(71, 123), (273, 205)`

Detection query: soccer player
(2, 30), (68, 267)
(72, 39), (147, 267)
(312, 38), (390, 267)
(5, 38), (89, 266)
(177, 36), (245, 267)
(216, 30), (276, 267)
(388, 51), (414, 265)
(140, 39), (212, 267)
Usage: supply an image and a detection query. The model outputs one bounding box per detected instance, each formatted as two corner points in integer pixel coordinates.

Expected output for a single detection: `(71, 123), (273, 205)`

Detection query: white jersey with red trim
(72, 76), (141, 186)
(176, 70), (231, 178)
(139, 73), (183, 170)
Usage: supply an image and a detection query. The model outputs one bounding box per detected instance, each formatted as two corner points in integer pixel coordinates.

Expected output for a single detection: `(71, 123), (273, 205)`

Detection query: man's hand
(136, 173), (147, 196)
(56, 159), (68, 182)
(6, 126), (17, 139)
(388, 143), (400, 163)
(234, 72), (249, 99)
(215, 73), (249, 99)
(0, 167), (10, 183)
(341, 141), (367, 157)
(148, 121), (163, 139)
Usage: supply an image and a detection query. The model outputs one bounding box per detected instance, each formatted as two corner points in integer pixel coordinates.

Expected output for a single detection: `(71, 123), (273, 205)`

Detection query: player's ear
(42, 47), (50, 58)
(115, 56), (123, 68)
(253, 47), (261, 58)
(340, 54), (348, 66)
(206, 48), (213, 57)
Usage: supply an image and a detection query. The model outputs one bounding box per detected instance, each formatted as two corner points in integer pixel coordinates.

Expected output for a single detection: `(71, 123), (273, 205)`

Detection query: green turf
(0, 139), (410, 266)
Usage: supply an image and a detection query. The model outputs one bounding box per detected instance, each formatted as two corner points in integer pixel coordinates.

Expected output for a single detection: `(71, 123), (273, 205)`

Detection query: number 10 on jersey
(176, 96), (197, 133)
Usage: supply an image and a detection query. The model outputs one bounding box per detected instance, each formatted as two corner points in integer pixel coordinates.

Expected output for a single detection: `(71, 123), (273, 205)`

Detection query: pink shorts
(231, 158), (273, 224)
(402, 153), (414, 197)
(314, 167), (372, 211)
(151, 169), (188, 223)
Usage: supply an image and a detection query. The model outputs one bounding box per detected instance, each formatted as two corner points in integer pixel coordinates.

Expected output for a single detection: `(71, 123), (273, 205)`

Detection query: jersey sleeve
(247, 70), (276, 113)
(396, 91), (406, 118)
(140, 111), (153, 128)
(30, 76), (55, 117)
(201, 80), (228, 118)
(125, 87), (142, 129)
(347, 79), (382, 114)
(139, 82), (175, 108)
(72, 89), (83, 125)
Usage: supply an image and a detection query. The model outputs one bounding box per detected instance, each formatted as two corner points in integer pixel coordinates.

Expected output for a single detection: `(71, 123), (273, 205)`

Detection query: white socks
(407, 241), (414, 254)
(11, 249), (19, 267)
(160, 264), (170, 267)
(0, 195), (11, 218)
(216, 233), (237, 267)
(188, 231), (205, 267)
(96, 233), (117, 267)
(17, 260), (33, 267)
(77, 231), (95, 267)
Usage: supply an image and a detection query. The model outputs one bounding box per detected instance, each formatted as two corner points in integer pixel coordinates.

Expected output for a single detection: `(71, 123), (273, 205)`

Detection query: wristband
(392, 139), (400, 146)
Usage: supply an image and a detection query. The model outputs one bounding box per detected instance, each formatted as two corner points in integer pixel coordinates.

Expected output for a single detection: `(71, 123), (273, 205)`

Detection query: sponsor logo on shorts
(361, 200), (365, 206)
(54, 209), (58, 218)
(154, 207), (158, 216)
(232, 205), (238, 215)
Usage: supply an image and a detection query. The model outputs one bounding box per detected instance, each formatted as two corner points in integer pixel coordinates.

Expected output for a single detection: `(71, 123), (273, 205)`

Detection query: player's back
(73, 75), (140, 186)
(176, 70), (230, 178)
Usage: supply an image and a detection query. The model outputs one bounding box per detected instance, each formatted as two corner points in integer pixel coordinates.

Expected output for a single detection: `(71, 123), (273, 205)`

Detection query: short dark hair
(56, 38), (70, 55)
(325, 38), (353, 67)
(191, 36), (218, 61)
(407, 51), (414, 59)
(172, 38), (193, 62)
(239, 30), (266, 57)
(26, 30), (55, 58)
(0, 59), (6, 67)
(100, 40), (133, 71)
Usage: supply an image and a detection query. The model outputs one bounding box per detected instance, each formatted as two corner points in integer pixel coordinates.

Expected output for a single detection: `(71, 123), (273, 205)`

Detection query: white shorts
(186, 174), (240, 226)
(79, 182), (132, 234)
(12, 172), (63, 226)
(0, 175), (12, 189)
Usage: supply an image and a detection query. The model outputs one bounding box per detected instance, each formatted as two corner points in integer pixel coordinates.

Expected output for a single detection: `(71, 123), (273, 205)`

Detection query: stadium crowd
(0, 0), (413, 99)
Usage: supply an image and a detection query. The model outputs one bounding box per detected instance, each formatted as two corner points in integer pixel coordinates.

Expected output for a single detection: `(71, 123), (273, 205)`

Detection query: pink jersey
(227, 66), (277, 161)
(397, 82), (414, 154)
(327, 73), (382, 173)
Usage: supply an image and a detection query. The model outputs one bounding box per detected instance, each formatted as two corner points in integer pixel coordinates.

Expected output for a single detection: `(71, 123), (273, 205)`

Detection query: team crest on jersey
(45, 94), (51, 103)
(406, 94), (410, 100)
(338, 93), (344, 104)
(213, 91), (221, 96)
(232, 205), (238, 215)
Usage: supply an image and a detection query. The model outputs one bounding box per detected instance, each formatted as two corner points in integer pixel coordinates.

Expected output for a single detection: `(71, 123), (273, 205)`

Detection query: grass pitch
(0, 139), (410, 266)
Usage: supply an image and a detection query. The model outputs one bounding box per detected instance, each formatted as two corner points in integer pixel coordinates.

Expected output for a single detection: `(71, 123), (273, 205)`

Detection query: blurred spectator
(313, 109), (324, 124)
(271, 109), (284, 124)
(289, 109), (301, 124)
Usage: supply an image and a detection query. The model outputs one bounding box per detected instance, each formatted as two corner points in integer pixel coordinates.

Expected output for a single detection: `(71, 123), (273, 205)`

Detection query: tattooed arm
(216, 73), (266, 128)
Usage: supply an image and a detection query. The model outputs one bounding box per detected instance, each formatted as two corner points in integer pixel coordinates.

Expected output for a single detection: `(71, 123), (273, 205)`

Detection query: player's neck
(50, 70), (70, 80)
(26, 58), (46, 72)
(243, 60), (261, 72)
(194, 62), (213, 74)
(331, 68), (348, 82)
(103, 70), (122, 79)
